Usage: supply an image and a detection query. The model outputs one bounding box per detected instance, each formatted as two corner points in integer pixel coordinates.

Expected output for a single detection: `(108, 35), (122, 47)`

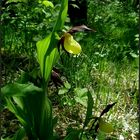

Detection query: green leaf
(5, 97), (29, 128)
(53, 0), (68, 32)
(64, 129), (81, 140)
(64, 81), (71, 89)
(58, 88), (69, 95)
(39, 96), (53, 139)
(3, 83), (53, 139)
(36, 0), (68, 81)
(83, 91), (93, 128)
(74, 88), (88, 96)
(1, 83), (42, 97)
(12, 127), (26, 140)
(74, 88), (88, 107)
(97, 130), (106, 140)
(36, 33), (59, 81)
(99, 118), (114, 133)
(18, 71), (30, 83)
(75, 96), (87, 107)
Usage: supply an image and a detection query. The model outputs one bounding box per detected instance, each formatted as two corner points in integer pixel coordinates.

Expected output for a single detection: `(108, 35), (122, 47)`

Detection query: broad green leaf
(99, 118), (114, 133)
(39, 96), (53, 140)
(16, 90), (53, 139)
(36, 33), (51, 77)
(1, 83), (42, 97)
(13, 97), (24, 110)
(36, 0), (68, 81)
(7, 90), (53, 139)
(36, 33), (59, 81)
(5, 97), (29, 128)
(4, 87), (52, 139)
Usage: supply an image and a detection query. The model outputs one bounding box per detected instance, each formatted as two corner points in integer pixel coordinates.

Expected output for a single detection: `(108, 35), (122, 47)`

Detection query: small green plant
(57, 85), (116, 139)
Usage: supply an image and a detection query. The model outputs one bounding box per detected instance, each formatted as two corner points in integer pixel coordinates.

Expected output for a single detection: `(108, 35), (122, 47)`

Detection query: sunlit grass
(56, 39), (138, 139)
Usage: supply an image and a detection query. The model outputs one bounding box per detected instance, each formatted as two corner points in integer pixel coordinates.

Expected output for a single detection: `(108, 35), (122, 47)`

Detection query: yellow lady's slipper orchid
(63, 33), (81, 55)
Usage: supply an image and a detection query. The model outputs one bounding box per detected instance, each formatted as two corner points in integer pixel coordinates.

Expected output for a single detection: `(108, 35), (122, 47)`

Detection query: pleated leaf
(1, 83), (42, 97)
(36, 33), (59, 81)
(36, 0), (68, 81)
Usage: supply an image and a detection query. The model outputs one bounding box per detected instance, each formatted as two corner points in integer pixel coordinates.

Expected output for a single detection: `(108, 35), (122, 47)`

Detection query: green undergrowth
(1, 0), (138, 139)
(1, 47), (138, 139)
(53, 37), (138, 139)
(1, 37), (138, 139)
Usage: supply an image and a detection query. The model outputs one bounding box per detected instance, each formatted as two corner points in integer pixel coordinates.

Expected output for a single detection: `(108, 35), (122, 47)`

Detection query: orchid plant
(1, 0), (115, 139)
(2, 0), (68, 139)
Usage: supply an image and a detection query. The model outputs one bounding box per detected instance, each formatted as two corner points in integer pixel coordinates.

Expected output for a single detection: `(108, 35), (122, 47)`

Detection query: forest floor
(1, 51), (139, 140)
